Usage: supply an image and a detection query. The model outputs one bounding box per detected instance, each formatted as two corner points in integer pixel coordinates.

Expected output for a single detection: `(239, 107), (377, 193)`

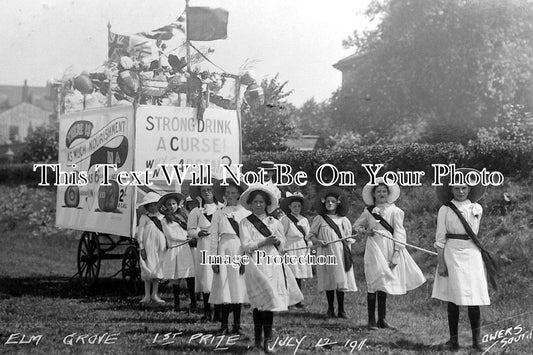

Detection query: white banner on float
(56, 106), (135, 236)
(134, 106), (241, 188)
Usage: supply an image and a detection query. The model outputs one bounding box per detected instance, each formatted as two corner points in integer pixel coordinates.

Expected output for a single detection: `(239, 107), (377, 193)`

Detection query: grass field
(0, 183), (532, 354)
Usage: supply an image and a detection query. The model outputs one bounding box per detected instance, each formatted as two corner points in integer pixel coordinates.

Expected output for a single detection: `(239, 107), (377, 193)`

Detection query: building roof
(332, 52), (361, 71)
(0, 102), (51, 123)
(0, 84), (54, 111)
(286, 135), (323, 151)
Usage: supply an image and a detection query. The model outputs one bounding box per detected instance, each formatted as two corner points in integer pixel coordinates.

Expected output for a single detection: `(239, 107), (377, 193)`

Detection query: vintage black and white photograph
(1, 0), (532, 354)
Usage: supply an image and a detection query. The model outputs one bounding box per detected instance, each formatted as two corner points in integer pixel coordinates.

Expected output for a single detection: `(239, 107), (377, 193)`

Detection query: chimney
(22, 80), (29, 103)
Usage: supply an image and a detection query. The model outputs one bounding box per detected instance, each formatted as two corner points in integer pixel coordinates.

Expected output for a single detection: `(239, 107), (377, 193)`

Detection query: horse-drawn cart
(57, 104), (242, 295)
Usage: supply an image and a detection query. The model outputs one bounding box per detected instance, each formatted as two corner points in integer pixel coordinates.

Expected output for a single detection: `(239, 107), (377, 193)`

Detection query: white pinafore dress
(239, 214), (303, 311)
(431, 199), (490, 305)
(188, 202), (223, 293)
(281, 214), (313, 279)
(308, 215), (358, 292)
(353, 203), (426, 294)
(208, 205), (250, 304)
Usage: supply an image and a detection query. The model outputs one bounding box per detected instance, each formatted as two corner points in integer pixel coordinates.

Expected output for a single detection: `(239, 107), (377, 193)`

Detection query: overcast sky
(0, 0), (372, 106)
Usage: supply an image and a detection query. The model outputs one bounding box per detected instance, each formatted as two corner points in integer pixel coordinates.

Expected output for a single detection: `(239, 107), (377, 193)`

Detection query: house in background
(0, 80), (54, 113)
(332, 53), (362, 89)
(0, 102), (52, 145)
(0, 81), (54, 163)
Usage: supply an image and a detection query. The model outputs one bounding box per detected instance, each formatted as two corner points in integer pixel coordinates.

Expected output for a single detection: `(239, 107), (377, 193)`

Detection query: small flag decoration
(108, 32), (157, 63)
(136, 17), (185, 41)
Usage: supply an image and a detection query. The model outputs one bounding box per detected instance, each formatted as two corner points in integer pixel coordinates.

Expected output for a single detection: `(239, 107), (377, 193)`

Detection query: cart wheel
(122, 246), (141, 297)
(77, 232), (101, 287)
(64, 186), (80, 208)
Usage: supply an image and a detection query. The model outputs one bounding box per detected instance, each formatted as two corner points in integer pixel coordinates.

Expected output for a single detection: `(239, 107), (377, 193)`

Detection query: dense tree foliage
(241, 75), (295, 153)
(333, 0), (533, 143)
(21, 122), (59, 163)
(291, 97), (335, 136)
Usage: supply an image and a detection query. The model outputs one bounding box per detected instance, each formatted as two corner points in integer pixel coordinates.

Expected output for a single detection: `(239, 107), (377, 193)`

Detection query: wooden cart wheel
(122, 246), (141, 296)
(77, 232), (101, 287)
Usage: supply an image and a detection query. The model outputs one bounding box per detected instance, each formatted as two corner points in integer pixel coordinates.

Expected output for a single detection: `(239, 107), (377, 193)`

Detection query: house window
(9, 125), (19, 142)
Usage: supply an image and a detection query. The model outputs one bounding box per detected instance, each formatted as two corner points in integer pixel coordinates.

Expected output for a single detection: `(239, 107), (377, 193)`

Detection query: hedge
(243, 141), (533, 184)
(1, 141), (532, 185)
(0, 163), (41, 184)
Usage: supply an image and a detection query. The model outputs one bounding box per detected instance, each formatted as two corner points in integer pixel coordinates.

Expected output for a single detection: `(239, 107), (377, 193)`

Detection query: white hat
(240, 184), (279, 214)
(362, 177), (401, 206)
(137, 191), (162, 208)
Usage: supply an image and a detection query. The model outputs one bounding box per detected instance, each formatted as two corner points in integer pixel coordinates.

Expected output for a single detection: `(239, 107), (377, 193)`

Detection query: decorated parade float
(53, 3), (262, 294)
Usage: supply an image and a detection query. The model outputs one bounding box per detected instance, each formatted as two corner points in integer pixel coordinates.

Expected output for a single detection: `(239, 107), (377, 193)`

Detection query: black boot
(326, 290), (335, 317)
(263, 311), (275, 354)
(186, 278), (197, 311)
(367, 293), (378, 330)
(201, 293), (212, 321)
(337, 291), (347, 318)
(469, 306), (485, 351)
(213, 304), (221, 322)
(253, 308), (262, 348)
(295, 279), (304, 308)
(216, 304), (230, 335)
(444, 302), (460, 350)
(232, 303), (243, 335)
(172, 285), (180, 311)
(377, 291), (394, 328)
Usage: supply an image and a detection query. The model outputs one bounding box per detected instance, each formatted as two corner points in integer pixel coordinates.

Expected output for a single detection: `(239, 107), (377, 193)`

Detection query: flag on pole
(108, 32), (158, 63)
(136, 17), (185, 41)
(186, 7), (229, 41)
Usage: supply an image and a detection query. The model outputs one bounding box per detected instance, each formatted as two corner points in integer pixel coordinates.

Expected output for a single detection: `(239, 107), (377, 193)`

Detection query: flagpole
(107, 21), (113, 107)
(185, 0), (191, 107)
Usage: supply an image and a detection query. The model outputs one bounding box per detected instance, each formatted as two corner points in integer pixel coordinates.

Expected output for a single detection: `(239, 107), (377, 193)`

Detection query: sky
(0, 0), (372, 107)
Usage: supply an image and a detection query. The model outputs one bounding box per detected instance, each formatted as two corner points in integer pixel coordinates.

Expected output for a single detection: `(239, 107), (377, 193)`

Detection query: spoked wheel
(77, 232), (101, 287)
(122, 246), (141, 297)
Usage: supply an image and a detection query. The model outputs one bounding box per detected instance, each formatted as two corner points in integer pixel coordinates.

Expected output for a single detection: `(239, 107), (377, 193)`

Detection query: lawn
(0, 183), (532, 354)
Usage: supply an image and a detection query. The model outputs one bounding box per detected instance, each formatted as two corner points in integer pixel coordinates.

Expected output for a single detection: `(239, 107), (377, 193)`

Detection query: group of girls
(136, 166), (491, 353)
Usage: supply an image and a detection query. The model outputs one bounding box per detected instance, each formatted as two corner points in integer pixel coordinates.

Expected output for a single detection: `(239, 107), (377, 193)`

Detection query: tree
(335, 0), (533, 142)
(21, 122), (59, 163)
(241, 75), (295, 153)
(292, 97), (335, 136)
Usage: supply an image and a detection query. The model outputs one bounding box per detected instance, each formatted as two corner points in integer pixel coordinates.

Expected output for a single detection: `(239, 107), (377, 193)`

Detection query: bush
(243, 141), (533, 184)
(20, 122), (59, 163)
(0, 164), (41, 184)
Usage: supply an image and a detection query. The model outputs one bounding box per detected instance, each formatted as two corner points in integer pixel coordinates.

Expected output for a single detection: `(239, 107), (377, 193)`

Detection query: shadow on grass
(276, 310), (328, 320)
(375, 338), (438, 352)
(148, 342), (253, 354)
(0, 276), (139, 299)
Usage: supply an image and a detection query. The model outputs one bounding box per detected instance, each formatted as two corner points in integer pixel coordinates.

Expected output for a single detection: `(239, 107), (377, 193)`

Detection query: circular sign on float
(98, 180), (120, 212)
(64, 186), (80, 208)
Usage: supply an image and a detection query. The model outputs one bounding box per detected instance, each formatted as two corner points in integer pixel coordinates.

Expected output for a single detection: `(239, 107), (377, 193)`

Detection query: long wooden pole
(107, 21), (113, 107)
(185, 0), (191, 107)
(373, 229), (437, 256)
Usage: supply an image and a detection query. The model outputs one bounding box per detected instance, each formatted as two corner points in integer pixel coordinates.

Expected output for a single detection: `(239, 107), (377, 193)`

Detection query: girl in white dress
(239, 184), (303, 353)
(187, 184), (223, 321)
(353, 178), (426, 329)
(432, 168), (490, 351)
(136, 192), (166, 304)
(159, 193), (196, 312)
(208, 181), (250, 335)
(308, 186), (357, 319)
(280, 192), (313, 308)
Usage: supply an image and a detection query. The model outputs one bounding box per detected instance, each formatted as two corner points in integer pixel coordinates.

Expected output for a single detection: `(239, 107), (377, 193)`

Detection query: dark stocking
(367, 292), (377, 326)
(447, 302), (460, 347)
